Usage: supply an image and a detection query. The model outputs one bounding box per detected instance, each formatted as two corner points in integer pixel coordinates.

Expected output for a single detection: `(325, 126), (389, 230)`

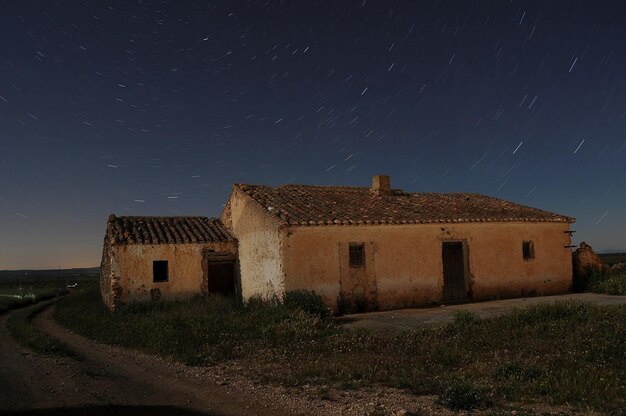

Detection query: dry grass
(55, 285), (626, 413)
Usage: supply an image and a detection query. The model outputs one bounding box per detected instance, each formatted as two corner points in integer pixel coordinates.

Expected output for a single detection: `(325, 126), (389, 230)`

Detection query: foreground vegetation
(55, 285), (626, 413)
(575, 263), (626, 296)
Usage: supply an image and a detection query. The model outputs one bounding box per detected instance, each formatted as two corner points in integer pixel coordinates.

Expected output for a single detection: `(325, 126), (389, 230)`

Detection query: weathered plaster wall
(281, 222), (572, 311)
(99, 235), (116, 309)
(111, 241), (236, 306)
(227, 188), (284, 300)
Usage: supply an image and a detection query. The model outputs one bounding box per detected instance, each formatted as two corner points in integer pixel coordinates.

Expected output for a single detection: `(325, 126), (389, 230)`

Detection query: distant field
(0, 267), (99, 283)
(598, 252), (626, 265)
(0, 281), (70, 313)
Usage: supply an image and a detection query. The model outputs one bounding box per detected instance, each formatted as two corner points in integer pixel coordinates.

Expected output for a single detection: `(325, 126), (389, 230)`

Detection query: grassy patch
(585, 267), (626, 295)
(438, 378), (494, 410)
(0, 282), (68, 313)
(56, 287), (626, 413)
(590, 273), (626, 295)
(7, 300), (76, 357)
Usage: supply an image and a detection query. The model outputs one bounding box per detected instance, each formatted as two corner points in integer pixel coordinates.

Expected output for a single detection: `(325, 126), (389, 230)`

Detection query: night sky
(1, 1), (625, 269)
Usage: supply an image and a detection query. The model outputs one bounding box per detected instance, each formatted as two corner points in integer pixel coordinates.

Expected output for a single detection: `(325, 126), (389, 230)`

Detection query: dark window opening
(522, 241), (535, 261)
(349, 243), (365, 267)
(153, 260), (169, 282)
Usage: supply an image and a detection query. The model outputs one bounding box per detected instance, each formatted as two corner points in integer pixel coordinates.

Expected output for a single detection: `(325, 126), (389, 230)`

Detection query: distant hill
(598, 253), (626, 266)
(0, 267), (99, 282)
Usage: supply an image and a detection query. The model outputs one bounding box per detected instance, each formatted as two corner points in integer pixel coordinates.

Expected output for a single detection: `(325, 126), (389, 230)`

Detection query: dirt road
(0, 303), (443, 416)
(1, 298), (600, 416)
(0, 303), (293, 416)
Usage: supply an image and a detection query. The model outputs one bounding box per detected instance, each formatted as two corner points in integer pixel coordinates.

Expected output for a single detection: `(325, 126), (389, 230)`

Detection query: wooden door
(442, 242), (467, 301)
(207, 261), (235, 295)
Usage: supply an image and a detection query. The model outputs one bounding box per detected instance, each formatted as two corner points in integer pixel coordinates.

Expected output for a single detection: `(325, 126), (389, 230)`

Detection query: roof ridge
(110, 215), (212, 220)
(232, 184), (575, 226)
(237, 184), (491, 196)
(236, 183), (368, 191)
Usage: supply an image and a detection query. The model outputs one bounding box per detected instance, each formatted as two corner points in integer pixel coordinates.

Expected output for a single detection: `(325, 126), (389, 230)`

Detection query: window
(349, 243), (365, 267)
(153, 260), (169, 282)
(522, 241), (535, 261)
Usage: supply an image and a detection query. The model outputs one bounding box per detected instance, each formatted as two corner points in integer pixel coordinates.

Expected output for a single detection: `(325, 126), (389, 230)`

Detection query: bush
(438, 378), (493, 410)
(336, 293), (350, 316)
(452, 310), (480, 326)
(284, 290), (331, 320)
(589, 272), (626, 295)
(495, 362), (544, 382)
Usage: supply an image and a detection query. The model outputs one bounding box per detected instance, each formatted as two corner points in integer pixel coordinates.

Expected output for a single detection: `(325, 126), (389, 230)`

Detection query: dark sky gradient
(1, 1), (625, 269)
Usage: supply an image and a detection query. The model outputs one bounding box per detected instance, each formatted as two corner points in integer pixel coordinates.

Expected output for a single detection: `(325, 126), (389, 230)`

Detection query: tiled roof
(235, 184), (575, 226)
(107, 215), (235, 245)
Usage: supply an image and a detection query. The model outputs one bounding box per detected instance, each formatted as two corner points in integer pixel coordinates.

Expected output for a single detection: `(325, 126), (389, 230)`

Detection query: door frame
(201, 250), (239, 299)
(441, 239), (471, 302)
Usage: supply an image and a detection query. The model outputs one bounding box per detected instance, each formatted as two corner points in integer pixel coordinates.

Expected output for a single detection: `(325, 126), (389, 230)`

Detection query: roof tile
(107, 215), (235, 245)
(235, 184), (575, 226)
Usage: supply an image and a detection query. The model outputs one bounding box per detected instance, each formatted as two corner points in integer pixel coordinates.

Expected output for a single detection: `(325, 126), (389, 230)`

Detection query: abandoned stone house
(100, 175), (575, 311)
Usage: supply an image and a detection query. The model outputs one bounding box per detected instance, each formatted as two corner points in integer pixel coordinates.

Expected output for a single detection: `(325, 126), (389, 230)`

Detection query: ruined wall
(281, 222), (573, 311)
(227, 188), (285, 300)
(572, 242), (606, 291)
(110, 241), (236, 306)
(99, 233), (116, 309)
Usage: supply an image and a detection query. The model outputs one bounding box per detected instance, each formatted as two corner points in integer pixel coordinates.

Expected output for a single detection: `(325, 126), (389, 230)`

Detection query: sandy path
(0, 302), (293, 416)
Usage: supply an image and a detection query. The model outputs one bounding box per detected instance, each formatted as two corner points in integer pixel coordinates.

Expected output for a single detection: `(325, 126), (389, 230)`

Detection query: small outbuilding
(100, 215), (237, 310)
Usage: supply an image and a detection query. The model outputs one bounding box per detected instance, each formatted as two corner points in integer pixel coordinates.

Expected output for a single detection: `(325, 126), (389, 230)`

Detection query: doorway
(442, 241), (468, 302)
(206, 261), (235, 296)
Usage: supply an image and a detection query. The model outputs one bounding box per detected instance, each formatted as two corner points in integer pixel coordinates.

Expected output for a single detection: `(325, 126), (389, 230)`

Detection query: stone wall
(572, 242), (606, 290)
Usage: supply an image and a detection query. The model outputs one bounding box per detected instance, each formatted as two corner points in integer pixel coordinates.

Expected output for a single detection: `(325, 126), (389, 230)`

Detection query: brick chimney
(371, 175), (391, 194)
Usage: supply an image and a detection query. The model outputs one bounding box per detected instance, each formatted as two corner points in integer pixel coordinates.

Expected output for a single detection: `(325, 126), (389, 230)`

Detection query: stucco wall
(99, 235), (116, 309)
(281, 222), (573, 311)
(227, 188), (285, 300)
(110, 241), (236, 306)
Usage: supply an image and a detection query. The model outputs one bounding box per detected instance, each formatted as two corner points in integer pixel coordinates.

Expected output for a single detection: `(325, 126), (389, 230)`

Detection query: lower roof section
(107, 215), (235, 245)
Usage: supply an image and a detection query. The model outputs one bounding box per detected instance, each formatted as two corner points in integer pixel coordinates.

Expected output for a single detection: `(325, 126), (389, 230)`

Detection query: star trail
(1, 1), (625, 268)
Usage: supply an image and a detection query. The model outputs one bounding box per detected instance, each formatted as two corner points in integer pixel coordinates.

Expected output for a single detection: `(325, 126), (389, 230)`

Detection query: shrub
(336, 293), (350, 316)
(495, 362), (544, 382)
(452, 310), (480, 326)
(576, 265), (626, 295)
(438, 378), (493, 410)
(589, 271), (626, 296)
(284, 290), (331, 319)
